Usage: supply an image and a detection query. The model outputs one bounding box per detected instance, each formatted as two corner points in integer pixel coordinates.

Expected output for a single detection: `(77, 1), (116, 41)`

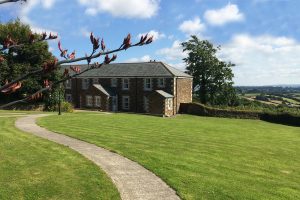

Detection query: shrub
(180, 103), (300, 127)
(61, 101), (74, 113)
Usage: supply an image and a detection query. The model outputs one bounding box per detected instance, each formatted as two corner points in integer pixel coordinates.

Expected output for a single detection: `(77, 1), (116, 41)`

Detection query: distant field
(0, 113), (120, 200)
(39, 113), (300, 200)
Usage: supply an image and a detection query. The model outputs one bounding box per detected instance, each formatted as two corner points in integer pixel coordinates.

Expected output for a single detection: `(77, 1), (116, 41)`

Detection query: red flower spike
(146, 35), (154, 44)
(68, 51), (76, 60)
(70, 66), (81, 73)
(93, 37), (100, 50)
(111, 54), (117, 62)
(29, 33), (35, 43)
(58, 41), (68, 58)
(0, 56), (5, 63)
(41, 32), (47, 40)
(48, 33), (58, 40)
(43, 79), (50, 88)
(63, 68), (69, 77)
(140, 34), (148, 44)
(104, 54), (110, 64)
(90, 32), (94, 45)
(3, 35), (15, 48)
(101, 38), (106, 51)
(123, 34), (131, 49)
(58, 41), (63, 52)
(1, 82), (22, 94)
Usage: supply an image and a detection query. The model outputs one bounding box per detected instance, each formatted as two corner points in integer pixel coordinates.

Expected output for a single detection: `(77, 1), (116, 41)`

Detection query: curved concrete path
(15, 114), (180, 200)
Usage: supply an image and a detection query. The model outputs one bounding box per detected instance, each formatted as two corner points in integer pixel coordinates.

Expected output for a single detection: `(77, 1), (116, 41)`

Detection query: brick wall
(175, 78), (193, 113)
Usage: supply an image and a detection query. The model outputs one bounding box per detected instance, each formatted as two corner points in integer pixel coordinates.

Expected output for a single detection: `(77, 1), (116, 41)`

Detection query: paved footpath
(15, 114), (180, 200)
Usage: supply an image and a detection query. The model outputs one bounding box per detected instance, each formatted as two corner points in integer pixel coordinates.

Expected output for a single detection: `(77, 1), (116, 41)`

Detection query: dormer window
(65, 79), (71, 89)
(93, 78), (99, 84)
(122, 78), (129, 90)
(144, 78), (152, 91)
(158, 78), (165, 88)
(82, 78), (89, 90)
(111, 78), (117, 87)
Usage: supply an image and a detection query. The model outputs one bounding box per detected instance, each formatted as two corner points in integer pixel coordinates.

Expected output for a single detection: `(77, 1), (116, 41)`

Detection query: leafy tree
(182, 35), (237, 106)
(0, 20), (60, 104)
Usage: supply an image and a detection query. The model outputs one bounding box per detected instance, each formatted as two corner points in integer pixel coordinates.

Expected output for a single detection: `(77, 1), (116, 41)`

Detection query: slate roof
(93, 84), (117, 96)
(155, 90), (174, 98)
(61, 62), (192, 78)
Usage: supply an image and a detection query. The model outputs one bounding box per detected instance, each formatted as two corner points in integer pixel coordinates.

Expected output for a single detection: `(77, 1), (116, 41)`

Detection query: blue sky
(1, 0), (299, 86)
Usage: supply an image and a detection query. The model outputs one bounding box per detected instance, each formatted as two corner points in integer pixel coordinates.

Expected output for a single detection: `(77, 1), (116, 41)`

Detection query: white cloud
(137, 30), (165, 41)
(204, 3), (244, 26)
(19, 0), (57, 34)
(78, 0), (159, 19)
(156, 40), (187, 61)
(179, 17), (205, 35)
(219, 34), (300, 85)
(125, 55), (152, 62)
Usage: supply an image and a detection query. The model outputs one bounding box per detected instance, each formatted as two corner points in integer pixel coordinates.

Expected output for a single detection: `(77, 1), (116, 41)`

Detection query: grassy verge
(39, 113), (300, 200)
(0, 116), (120, 200)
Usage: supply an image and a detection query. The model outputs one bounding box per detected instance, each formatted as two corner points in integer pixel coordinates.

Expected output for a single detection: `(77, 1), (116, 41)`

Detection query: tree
(0, 0), (153, 109)
(0, 20), (60, 105)
(182, 35), (237, 106)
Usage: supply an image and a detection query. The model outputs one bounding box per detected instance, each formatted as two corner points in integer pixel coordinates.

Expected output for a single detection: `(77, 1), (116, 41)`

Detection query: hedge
(180, 103), (300, 127)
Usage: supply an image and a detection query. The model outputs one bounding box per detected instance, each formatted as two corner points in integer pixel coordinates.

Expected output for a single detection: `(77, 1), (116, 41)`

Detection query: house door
(112, 96), (118, 111)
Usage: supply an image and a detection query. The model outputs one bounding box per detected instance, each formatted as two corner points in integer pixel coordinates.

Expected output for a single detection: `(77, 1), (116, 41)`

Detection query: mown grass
(39, 113), (300, 200)
(0, 115), (120, 200)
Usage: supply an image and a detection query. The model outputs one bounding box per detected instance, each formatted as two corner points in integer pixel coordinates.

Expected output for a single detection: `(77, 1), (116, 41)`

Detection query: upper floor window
(93, 78), (99, 84)
(144, 78), (152, 91)
(82, 78), (89, 90)
(122, 78), (129, 90)
(111, 78), (117, 87)
(86, 95), (93, 107)
(65, 79), (71, 89)
(158, 78), (165, 88)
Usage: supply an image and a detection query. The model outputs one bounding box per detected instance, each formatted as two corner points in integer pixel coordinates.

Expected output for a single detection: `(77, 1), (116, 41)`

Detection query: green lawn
(39, 113), (300, 200)
(0, 115), (120, 200)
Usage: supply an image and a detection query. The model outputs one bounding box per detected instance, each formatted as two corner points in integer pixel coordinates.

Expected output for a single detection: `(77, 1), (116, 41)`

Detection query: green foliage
(182, 35), (237, 106)
(39, 113), (300, 200)
(61, 101), (74, 113)
(0, 20), (60, 104)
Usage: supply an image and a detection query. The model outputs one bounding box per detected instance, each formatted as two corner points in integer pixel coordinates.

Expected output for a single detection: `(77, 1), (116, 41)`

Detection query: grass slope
(0, 116), (120, 200)
(39, 113), (300, 200)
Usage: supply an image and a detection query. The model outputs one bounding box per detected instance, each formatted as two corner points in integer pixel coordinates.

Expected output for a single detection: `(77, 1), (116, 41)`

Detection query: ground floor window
(86, 95), (93, 107)
(166, 98), (173, 110)
(144, 96), (149, 112)
(66, 94), (72, 103)
(122, 96), (130, 110)
(95, 96), (101, 107)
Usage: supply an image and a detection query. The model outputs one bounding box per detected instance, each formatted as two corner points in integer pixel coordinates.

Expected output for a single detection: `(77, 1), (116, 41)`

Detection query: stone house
(63, 62), (193, 117)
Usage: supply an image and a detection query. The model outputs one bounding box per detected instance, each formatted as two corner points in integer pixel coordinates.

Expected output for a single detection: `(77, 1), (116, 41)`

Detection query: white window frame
(111, 78), (117, 87)
(65, 79), (72, 89)
(122, 96), (130, 110)
(95, 96), (101, 107)
(66, 94), (72, 102)
(86, 95), (93, 107)
(82, 78), (89, 90)
(144, 78), (152, 91)
(93, 78), (99, 84)
(167, 98), (173, 110)
(158, 78), (165, 88)
(122, 78), (129, 90)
